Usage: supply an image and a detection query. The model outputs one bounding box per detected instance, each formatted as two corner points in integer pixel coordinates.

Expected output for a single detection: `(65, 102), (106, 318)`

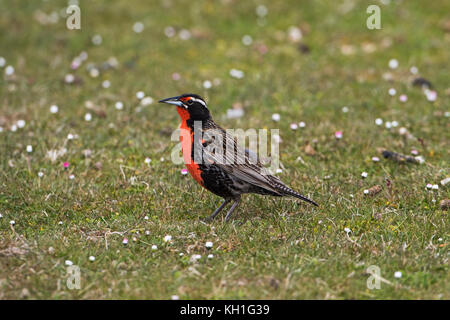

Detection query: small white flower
(363, 189), (369, 195)
(163, 235), (172, 242)
(17, 120), (26, 128)
(171, 295), (179, 300)
(361, 172), (368, 178)
(0, 56), (5, 67)
(38, 171), (44, 177)
(388, 59), (398, 69)
(276, 168), (283, 174)
(89, 68), (99, 78)
(92, 34), (102, 45)
(372, 157), (380, 162)
(141, 96), (154, 106)
(122, 238), (129, 245)
(84, 113), (92, 121)
(399, 94), (408, 103)
(272, 113), (281, 121)
(115, 101), (124, 110)
(298, 121), (306, 128)
(65, 74), (75, 84)
(288, 26), (302, 42)
(144, 215), (149, 220)
(179, 252), (184, 257)
(391, 121), (399, 127)
(136, 91), (145, 99)
(50, 105), (59, 114)
(179, 29), (191, 40)
(26, 145), (33, 153)
(375, 118), (383, 126)
(133, 22), (144, 33)
(290, 123), (298, 130)
(344, 227), (351, 234)
(11, 124), (18, 132)
(102, 80), (111, 88)
(0, 213), (3, 218)
(242, 35), (253, 46)
(207, 254), (214, 259)
(388, 88), (396, 96)
(425, 89), (437, 102)
(205, 241), (213, 249)
(190, 254), (202, 262)
(203, 80), (212, 89)
(426, 183), (433, 189)
(145, 230), (150, 235)
(229, 69), (244, 79)
(69, 174), (75, 180)
(385, 121), (392, 129)
(256, 5), (268, 17)
(394, 271), (402, 278)
(5, 65), (14, 75)
(164, 26), (176, 38)
(65, 260), (73, 266)
(58, 221), (63, 225)
(144, 157), (151, 164)
(67, 133), (74, 140)
(410, 66), (418, 74)
(71, 57), (81, 69)
(10, 220), (15, 225)
(0, 126), (3, 132)
(151, 245), (158, 250)
(89, 256), (96, 262)
(432, 184), (439, 190)
(160, 157), (165, 162)
(342, 106), (349, 113)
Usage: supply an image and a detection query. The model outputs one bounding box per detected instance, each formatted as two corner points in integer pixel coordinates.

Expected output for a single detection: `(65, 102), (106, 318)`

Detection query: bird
(159, 93), (318, 221)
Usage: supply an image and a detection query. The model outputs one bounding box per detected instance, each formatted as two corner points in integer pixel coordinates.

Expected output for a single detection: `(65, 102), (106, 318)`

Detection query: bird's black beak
(159, 95), (183, 107)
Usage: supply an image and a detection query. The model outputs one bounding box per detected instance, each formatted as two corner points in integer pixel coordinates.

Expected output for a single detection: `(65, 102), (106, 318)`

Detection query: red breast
(177, 107), (205, 187)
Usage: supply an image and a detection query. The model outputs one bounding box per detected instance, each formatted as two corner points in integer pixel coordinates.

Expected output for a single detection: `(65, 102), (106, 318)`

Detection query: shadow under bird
(159, 94), (318, 221)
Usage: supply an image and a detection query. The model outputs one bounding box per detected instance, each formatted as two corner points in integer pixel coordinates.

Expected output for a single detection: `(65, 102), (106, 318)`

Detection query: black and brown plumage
(159, 94), (318, 221)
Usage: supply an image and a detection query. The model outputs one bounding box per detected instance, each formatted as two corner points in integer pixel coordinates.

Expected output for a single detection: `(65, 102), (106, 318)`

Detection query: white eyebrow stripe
(191, 97), (207, 108)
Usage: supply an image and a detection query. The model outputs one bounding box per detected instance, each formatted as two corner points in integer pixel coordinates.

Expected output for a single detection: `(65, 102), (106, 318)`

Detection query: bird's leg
(224, 198), (241, 222)
(207, 199), (230, 221)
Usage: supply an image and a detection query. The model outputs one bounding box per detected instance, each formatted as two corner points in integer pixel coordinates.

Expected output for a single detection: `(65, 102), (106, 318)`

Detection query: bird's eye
(187, 99), (193, 105)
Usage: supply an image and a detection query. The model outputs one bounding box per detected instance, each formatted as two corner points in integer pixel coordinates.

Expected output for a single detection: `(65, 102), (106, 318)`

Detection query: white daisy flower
(388, 59), (398, 69)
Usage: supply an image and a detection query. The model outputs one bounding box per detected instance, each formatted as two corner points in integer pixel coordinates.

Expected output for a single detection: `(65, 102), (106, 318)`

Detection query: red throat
(176, 106), (190, 121)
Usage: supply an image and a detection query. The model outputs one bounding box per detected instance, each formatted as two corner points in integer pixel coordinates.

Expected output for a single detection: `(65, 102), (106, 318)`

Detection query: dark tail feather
(289, 191), (319, 206)
(276, 184), (318, 206)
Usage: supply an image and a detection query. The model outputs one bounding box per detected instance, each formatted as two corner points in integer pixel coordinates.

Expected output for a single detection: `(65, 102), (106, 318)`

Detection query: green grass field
(0, 0), (448, 299)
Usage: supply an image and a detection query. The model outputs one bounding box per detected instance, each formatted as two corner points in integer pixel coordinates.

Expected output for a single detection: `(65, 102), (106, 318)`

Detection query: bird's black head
(159, 93), (211, 121)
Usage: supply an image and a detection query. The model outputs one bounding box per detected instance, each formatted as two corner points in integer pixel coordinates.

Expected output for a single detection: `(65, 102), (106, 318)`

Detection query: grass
(0, 0), (448, 299)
